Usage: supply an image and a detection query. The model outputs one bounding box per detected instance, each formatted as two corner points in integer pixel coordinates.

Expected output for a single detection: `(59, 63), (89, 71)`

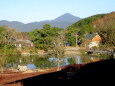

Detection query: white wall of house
(88, 42), (98, 48)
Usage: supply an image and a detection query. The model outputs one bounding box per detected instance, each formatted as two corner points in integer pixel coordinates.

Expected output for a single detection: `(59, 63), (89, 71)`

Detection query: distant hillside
(0, 13), (81, 32)
(66, 13), (106, 35)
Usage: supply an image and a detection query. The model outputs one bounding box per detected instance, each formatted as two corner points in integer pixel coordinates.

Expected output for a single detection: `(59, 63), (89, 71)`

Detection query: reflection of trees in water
(67, 54), (93, 64)
(82, 56), (92, 63)
(5, 56), (72, 69)
(6, 56), (33, 68)
(5, 56), (18, 68)
(34, 57), (56, 69)
(0, 56), (7, 72)
(5, 55), (103, 69)
(5, 56), (58, 69)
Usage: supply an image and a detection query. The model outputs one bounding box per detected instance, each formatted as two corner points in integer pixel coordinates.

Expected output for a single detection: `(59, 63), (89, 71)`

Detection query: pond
(4, 54), (108, 69)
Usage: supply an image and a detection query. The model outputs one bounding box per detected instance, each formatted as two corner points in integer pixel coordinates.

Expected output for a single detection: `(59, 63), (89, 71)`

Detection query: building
(14, 40), (34, 49)
(85, 33), (101, 48)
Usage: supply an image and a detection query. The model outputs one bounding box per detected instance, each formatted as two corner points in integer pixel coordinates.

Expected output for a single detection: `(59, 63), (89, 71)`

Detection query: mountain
(52, 13), (81, 22)
(0, 13), (81, 32)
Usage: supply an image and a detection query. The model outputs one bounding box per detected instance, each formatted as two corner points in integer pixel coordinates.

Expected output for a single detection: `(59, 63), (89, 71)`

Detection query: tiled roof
(85, 34), (97, 40)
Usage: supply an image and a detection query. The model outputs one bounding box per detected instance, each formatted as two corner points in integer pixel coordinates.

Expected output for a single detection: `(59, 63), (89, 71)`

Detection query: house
(14, 33), (34, 49)
(85, 33), (101, 48)
(14, 39), (34, 49)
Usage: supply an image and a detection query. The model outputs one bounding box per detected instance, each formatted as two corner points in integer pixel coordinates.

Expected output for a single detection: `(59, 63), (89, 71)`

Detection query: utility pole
(75, 34), (78, 47)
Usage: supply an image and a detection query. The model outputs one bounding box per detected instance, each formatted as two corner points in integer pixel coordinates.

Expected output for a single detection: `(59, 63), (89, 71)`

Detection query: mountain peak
(61, 13), (75, 16)
(52, 13), (81, 22)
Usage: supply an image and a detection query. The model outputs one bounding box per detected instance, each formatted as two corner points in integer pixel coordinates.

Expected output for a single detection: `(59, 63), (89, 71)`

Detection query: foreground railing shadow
(1, 58), (115, 86)
(23, 59), (115, 86)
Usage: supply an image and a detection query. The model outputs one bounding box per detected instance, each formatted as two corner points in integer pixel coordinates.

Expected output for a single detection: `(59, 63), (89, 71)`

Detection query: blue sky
(0, 0), (114, 23)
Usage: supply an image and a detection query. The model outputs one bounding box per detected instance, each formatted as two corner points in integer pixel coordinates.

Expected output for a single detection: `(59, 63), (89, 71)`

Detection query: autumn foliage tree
(93, 12), (115, 47)
(93, 12), (115, 58)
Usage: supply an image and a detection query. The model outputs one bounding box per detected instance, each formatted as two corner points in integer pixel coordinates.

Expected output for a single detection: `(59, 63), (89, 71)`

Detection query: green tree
(43, 24), (51, 30)
(29, 24), (62, 50)
(66, 27), (80, 46)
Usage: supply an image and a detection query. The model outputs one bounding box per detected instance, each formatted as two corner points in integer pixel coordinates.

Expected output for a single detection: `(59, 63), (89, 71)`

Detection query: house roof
(85, 33), (98, 40)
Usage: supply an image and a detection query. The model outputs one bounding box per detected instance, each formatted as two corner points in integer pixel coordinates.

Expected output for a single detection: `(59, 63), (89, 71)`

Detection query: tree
(93, 12), (115, 47)
(43, 24), (51, 30)
(93, 12), (115, 58)
(29, 24), (62, 50)
(0, 26), (17, 46)
(49, 30), (65, 70)
(66, 27), (80, 46)
(0, 26), (18, 72)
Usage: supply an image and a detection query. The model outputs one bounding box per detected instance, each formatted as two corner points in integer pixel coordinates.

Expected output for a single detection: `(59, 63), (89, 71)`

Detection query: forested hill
(65, 13), (107, 46)
(66, 13), (106, 36)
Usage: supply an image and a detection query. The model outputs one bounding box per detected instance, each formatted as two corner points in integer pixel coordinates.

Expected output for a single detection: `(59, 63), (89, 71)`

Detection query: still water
(5, 55), (106, 69)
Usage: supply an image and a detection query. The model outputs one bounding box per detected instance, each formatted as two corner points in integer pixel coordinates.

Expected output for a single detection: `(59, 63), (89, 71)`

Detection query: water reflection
(27, 64), (36, 69)
(48, 57), (70, 67)
(5, 55), (104, 69)
(5, 56), (76, 69)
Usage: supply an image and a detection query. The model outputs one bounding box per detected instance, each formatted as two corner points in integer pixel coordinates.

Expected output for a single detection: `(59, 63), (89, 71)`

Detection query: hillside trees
(93, 12), (115, 47)
(66, 14), (105, 46)
(93, 12), (115, 58)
